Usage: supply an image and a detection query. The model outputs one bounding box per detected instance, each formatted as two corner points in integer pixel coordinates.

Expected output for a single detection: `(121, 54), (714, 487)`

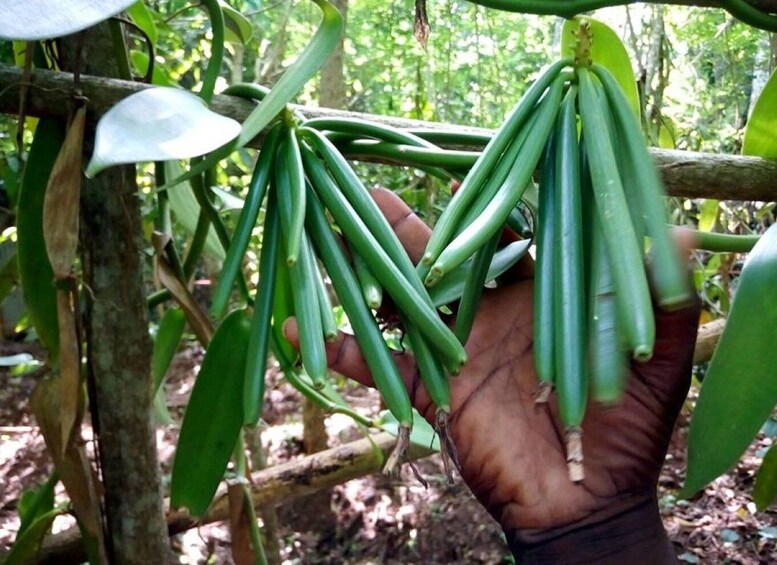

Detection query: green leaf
(377, 409), (440, 451)
(236, 0), (342, 147)
(221, 1), (253, 44)
(152, 307), (186, 392)
(698, 199), (719, 232)
(164, 161), (225, 261)
(129, 51), (176, 86)
(210, 186), (245, 213)
(17, 473), (58, 538)
(3, 508), (64, 565)
(657, 116), (677, 149)
(0, 0), (135, 40)
(171, 308), (251, 517)
(683, 223), (777, 497)
(743, 68), (777, 159)
(16, 118), (64, 363)
(85, 87), (241, 177)
(128, 1), (158, 45)
(560, 17), (640, 121)
(754, 444), (777, 510)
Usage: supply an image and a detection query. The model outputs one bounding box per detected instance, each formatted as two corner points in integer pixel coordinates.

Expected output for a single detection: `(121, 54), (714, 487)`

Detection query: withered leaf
(30, 376), (103, 537)
(152, 232), (213, 346)
(56, 288), (81, 456)
(43, 105), (86, 280)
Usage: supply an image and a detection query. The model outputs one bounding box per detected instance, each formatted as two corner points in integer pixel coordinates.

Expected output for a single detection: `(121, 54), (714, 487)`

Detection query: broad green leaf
(743, 68), (777, 159)
(129, 51), (175, 86)
(560, 17), (640, 120)
(171, 308), (251, 517)
(0, 0), (135, 40)
(17, 118), (64, 363)
(221, 1), (253, 44)
(699, 199), (719, 232)
(378, 409), (440, 451)
(657, 116), (677, 149)
(3, 508), (64, 565)
(85, 87), (241, 177)
(683, 223), (777, 497)
(128, 1), (158, 45)
(164, 161), (225, 261)
(754, 444), (777, 510)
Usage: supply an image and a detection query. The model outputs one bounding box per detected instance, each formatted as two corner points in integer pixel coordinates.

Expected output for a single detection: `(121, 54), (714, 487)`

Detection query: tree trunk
(319, 0), (347, 108)
(66, 25), (169, 564)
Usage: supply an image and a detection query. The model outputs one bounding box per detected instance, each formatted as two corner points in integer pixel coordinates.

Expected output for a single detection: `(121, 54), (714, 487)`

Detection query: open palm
(285, 188), (699, 535)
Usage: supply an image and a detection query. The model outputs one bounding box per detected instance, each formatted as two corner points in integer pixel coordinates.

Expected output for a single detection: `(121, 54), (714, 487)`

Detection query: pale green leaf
(699, 199), (719, 232)
(129, 51), (176, 86)
(210, 186), (245, 212)
(743, 68), (777, 159)
(221, 1), (253, 44)
(657, 116), (677, 149)
(128, 1), (158, 45)
(85, 87), (240, 177)
(0, 0), (135, 40)
(377, 409), (440, 451)
(164, 161), (226, 261)
(683, 223), (777, 497)
(560, 17), (640, 120)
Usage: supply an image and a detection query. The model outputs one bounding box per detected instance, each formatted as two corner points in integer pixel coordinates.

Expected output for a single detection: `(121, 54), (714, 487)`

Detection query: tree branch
(1, 64), (776, 201)
(29, 432), (432, 564)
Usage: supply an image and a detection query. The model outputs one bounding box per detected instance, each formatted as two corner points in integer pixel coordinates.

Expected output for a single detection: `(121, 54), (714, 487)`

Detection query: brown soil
(2, 341), (776, 564)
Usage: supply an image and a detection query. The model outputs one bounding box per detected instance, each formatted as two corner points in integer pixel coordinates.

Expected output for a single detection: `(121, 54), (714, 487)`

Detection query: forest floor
(2, 340), (777, 564)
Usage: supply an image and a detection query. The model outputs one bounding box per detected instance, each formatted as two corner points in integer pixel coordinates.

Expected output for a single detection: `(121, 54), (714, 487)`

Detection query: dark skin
(285, 188), (700, 560)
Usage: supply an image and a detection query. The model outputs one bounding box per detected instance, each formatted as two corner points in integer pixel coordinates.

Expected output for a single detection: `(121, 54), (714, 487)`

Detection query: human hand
(284, 188), (699, 561)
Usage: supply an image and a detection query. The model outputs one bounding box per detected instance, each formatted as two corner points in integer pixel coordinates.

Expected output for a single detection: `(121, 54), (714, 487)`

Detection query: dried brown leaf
(30, 377), (103, 537)
(152, 232), (213, 345)
(56, 288), (81, 456)
(43, 105), (86, 279)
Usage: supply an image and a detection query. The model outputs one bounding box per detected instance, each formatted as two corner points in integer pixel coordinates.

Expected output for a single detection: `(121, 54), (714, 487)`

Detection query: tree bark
(319, 0), (347, 109)
(63, 26), (169, 564)
(1, 65), (776, 202)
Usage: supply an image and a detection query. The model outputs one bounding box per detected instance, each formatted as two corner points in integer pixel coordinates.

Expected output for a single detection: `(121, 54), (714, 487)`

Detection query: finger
(282, 316), (413, 386)
(632, 228), (701, 404)
(370, 187), (431, 264)
(670, 226), (699, 261)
